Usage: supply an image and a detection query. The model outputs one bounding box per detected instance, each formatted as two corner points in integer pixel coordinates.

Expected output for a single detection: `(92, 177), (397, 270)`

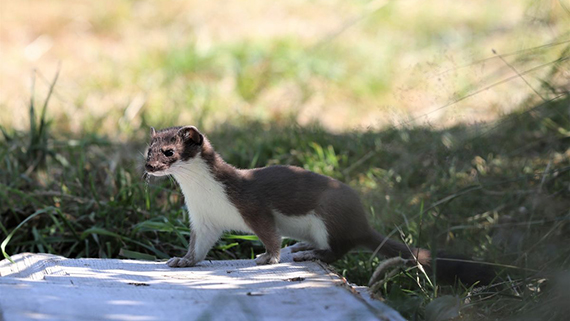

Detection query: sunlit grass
(2, 0), (568, 133)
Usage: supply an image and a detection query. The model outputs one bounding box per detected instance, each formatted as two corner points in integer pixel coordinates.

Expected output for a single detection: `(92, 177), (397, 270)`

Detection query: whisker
(172, 166), (214, 192)
(174, 170), (210, 192)
(176, 167), (210, 180)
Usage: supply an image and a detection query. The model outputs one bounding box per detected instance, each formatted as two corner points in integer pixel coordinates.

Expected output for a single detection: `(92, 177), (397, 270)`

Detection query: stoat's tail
(366, 230), (496, 285)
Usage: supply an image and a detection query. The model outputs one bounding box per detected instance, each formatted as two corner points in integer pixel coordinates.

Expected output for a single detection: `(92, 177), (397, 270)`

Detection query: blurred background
(2, 0), (568, 135)
(1, 1), (570, 320)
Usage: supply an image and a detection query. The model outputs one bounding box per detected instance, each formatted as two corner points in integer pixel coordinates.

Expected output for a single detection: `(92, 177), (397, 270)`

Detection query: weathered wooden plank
(0, 252), (404, 321)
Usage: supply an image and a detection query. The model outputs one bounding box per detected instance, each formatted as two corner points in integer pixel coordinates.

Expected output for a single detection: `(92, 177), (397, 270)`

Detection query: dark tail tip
(433, 252), (497, 286)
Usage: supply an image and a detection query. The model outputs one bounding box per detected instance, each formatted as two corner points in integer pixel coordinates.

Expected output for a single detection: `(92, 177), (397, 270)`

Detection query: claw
(255, 253), (280, 265)
(166, 257), (196, 268)
(167, 257), (180, 267)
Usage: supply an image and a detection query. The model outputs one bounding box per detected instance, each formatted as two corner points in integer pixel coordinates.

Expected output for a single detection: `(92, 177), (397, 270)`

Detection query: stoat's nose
(145, 162), (159, 172)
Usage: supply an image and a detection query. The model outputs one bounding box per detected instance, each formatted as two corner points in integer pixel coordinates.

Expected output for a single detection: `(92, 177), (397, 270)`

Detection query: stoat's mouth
(146, 170), (169, 177)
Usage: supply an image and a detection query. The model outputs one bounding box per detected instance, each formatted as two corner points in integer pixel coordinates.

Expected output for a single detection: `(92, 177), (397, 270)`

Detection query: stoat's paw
(292, 251), (318, 262)
(255, 253), (280, 265)
(166, 257), (196, 268)
(288, 242), (314, 253)
(292, 249), (336, 263)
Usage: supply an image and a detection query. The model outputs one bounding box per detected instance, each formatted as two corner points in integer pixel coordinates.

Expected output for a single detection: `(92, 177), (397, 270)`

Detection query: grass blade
(1, 207), (54, 263)
(119, 248), (157, 260)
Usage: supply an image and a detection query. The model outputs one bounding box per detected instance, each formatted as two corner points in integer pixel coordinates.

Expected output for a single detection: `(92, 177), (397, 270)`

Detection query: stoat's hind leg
(288, 242), (315, 253)
(293, 249), (339, 264)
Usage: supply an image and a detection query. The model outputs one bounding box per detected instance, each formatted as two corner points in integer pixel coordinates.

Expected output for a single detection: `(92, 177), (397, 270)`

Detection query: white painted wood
(0, 250), (404, 321)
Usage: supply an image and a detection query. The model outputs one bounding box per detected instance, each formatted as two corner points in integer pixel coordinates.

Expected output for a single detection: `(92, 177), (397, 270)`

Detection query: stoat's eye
(162, 149), (174, 157)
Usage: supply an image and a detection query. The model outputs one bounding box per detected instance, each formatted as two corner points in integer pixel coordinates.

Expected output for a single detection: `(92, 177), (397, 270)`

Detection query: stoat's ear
(177, 126), (203, 145)
(150, 127), (157, 138)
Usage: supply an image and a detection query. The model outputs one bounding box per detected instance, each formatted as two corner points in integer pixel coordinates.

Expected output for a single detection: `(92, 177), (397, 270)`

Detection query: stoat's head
(145, 126), (204, 177)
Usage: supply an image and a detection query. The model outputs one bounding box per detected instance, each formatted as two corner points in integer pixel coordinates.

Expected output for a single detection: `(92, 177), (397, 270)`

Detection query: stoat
(145, 126), (494, 285)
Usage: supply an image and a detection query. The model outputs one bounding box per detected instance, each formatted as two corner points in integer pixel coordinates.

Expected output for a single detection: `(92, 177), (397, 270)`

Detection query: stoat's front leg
(167, 223), (222, 267)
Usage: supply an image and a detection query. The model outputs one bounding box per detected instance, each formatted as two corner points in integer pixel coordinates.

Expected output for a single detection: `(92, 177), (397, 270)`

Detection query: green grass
(1, 80), (569, 319)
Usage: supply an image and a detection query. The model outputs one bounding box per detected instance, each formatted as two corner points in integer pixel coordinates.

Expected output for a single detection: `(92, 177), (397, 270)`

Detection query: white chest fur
(170, 156), (252, 233)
